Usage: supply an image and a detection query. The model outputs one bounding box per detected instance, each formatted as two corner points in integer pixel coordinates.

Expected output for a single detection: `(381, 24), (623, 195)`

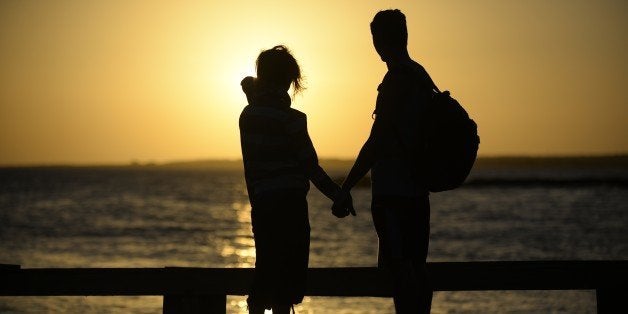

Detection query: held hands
(331, 189), (356, 218)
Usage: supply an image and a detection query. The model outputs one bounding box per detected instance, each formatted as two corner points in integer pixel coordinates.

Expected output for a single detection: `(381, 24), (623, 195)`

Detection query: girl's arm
(286, 113), (340, 200)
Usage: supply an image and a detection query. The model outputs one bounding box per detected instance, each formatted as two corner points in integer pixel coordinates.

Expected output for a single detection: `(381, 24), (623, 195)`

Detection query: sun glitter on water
(218, 202), (256, 267)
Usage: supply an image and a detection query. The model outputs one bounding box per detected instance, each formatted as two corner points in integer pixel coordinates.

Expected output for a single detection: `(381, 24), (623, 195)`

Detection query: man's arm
(340, 97), (391, 192)
(341, 135), (377, 192)
(328, 135), (375, 216)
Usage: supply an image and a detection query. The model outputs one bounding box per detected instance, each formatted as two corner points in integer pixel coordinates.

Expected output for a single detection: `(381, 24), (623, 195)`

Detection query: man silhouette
(333, 9), (434, 313)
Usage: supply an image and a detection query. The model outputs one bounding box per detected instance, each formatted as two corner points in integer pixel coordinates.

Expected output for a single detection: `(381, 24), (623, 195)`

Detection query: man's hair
(256, 45), (303, 94)
(370, 9), (408, 48)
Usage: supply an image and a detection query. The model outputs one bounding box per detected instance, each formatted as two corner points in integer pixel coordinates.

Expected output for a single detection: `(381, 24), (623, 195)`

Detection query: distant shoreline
(1, 155), (627, 170)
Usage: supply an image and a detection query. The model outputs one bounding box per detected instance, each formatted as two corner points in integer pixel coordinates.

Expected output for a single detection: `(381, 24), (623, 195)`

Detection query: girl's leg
(248, 189), (309, 312)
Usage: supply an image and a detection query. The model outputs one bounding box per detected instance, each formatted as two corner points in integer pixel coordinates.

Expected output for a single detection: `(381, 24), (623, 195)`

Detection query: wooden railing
(1, 261), (626, 313)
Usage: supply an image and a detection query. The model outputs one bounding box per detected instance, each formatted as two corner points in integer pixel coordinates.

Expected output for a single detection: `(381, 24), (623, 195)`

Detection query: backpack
(421, 84), (480, 192)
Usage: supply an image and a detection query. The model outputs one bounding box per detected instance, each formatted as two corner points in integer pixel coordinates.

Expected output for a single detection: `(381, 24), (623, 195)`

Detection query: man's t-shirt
(370, 60), (434, 197)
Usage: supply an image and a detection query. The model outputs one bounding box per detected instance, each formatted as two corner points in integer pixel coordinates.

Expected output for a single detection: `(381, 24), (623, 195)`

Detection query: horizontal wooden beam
(1, 261), (626, 297)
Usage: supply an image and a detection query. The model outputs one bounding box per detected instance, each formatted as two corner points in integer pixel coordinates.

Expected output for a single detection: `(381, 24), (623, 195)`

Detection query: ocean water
(0, 162), (627, 313)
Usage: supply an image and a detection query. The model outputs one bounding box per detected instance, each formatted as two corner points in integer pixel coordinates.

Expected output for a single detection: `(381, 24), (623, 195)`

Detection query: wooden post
(163, 294), (226, 314)
(596, 289), (624, 314)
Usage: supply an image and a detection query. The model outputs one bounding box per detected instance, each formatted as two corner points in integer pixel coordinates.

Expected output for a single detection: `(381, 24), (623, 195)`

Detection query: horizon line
(1, 153), (628, 168)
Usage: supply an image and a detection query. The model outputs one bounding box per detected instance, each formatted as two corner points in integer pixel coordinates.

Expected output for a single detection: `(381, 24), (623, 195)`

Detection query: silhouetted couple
(239, 9), (433, 314)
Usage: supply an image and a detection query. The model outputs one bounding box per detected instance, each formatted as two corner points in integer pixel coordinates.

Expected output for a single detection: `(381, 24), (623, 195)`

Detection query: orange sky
(1, 0), (627, 165)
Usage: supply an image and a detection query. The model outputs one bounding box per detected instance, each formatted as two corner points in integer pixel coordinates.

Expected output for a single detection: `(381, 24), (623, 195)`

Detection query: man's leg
(372, 196), (432, 314)
(403, 196), (432, 313)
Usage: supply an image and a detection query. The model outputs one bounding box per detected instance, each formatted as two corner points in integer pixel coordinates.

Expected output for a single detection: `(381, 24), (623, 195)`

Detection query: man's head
(370, 9), (408, 62)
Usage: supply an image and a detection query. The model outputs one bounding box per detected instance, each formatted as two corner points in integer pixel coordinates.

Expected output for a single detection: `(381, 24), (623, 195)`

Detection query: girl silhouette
(239, 45), (353, 314)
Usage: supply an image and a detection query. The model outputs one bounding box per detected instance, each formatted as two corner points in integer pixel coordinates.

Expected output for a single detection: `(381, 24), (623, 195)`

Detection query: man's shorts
(371, 195), (430, 268)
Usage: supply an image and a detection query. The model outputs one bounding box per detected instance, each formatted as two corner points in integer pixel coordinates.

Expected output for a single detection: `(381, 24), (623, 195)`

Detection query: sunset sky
(1, 0), (627, 165)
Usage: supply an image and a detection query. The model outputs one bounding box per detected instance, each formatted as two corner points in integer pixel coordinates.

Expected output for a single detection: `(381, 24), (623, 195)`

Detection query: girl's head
(256, 45), (303, 95)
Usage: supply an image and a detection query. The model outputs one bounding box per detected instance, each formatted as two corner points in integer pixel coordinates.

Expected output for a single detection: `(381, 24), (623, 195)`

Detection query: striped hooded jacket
(239, 77), (339, 204)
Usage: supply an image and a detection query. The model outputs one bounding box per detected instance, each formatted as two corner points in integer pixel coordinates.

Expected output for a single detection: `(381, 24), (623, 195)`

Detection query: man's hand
(331, 189), (356, 218)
